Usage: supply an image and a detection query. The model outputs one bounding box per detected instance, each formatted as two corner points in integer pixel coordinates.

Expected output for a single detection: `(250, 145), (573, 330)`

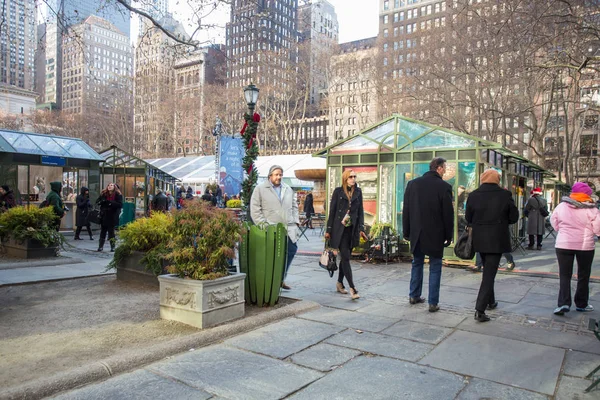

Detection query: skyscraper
(138, 0), (168, 38)
(39, 0), (131, 107)
(226, 0), (298, 90)
(0, 0), (36, 90)
(298, 0), (338, 116)
(0, 0), (37, 116)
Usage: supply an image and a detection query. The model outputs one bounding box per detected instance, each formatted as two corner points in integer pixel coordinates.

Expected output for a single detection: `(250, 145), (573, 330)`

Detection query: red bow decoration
(240, 113), (261, 135)
(240, 113), (260, 174)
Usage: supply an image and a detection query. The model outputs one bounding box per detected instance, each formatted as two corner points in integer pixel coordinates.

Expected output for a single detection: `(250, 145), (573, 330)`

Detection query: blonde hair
(341, 169), (356, 200)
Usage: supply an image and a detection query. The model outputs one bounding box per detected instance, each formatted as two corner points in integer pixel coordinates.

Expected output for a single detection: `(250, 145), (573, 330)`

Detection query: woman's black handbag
(88, 208), (103, 225)
(319, 242), (338, 277)
(454, 226), (475, 260)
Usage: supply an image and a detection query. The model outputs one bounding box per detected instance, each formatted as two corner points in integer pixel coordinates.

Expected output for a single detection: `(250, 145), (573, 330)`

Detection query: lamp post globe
(243, 83), (260, 113)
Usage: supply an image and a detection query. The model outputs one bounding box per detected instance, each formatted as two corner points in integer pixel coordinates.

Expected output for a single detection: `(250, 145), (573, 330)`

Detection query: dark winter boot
(87, 226), (94, 240)
(98, 238), (105, 252)
(109, 238), (116, 252)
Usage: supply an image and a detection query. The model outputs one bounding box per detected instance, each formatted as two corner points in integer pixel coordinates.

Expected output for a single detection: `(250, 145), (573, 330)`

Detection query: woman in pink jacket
(551, 182), (600, 315)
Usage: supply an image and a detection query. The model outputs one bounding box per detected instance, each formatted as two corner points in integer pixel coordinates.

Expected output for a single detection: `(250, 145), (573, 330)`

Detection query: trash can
(119, 202), (135, 227)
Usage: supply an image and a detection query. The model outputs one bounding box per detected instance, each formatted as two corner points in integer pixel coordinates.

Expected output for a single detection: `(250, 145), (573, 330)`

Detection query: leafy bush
(108, 212), (174, 274)
(166, 201), (241, 280)
(370, 222), (397, 238)
(226, 199), (242, 208)
(0, 206), (63, 247)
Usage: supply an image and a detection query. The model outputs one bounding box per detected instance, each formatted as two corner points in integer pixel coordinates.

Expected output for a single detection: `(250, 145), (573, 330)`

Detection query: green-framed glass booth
(316, 115), (552, 261)
(0, 129), (104, 231)
(99, 146), (179, 220)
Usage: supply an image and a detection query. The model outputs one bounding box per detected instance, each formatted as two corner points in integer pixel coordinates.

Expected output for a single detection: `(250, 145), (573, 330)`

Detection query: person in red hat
(524, 187), (549, 250)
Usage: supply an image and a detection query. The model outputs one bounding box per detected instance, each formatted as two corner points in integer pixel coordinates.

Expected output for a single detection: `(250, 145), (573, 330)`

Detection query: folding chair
(298, 214), (311, 241)
(585, 318), (600, 393)
(510, 228), (527, 256)
(544, 219), (556, 240)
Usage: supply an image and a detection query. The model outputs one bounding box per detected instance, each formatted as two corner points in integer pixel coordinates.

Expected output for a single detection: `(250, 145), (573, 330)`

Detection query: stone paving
(49, 254), (600, 399)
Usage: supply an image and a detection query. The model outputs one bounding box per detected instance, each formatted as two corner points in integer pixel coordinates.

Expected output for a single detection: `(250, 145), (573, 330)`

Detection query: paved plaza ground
(0, 232), (599, 399)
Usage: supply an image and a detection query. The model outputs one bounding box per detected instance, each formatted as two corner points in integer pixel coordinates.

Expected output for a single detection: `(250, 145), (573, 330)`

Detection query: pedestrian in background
(250, 165), (300, 290)
(303, 191), (315, 229)
(96, 183), (122, 252)
(46, 181), (65, 231)
(551, 182), (600, 315)
(466, 169), (519, 322)
(152, 190), (169, 212)
(74, 186), (94, 240)
(403, 157), (454, 312)
(0, 185), (16, 212)
(185, 186), (194, 200)
(525, 187), (548, 250)
(325, 169), (368, 300)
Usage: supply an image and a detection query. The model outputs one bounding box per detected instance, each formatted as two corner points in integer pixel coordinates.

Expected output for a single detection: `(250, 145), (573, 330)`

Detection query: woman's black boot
(474, 311), (490, 322)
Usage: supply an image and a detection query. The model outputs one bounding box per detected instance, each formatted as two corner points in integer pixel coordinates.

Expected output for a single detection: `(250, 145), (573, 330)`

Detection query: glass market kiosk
(0, 129), (104, 231)
(315, 115), (552, 261)
(99, 146), (179, 220)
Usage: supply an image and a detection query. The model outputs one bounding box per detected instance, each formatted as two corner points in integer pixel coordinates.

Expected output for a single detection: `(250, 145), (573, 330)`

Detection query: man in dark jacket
(45, 181), (65, 231)
(0, 185), (16, 212)
(403, 157), (454, 312)
(152, 190), (169, 212)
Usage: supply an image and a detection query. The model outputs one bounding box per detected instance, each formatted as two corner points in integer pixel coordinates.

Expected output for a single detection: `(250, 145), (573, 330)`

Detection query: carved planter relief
(158, 273), (246, 329)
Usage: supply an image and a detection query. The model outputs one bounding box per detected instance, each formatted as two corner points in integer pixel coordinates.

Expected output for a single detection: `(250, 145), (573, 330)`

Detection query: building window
(384, 0), (389, 10)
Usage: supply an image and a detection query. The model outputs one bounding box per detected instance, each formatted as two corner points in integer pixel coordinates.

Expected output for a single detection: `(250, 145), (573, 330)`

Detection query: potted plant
(108, 211), (174, 286)
(158, 201), (245, 329)
(0, 206), (64, 259)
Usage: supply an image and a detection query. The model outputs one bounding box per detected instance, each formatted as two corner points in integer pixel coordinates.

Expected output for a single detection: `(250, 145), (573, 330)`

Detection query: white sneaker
(554, 305), (570, 315)
(576, 304), (594, 312)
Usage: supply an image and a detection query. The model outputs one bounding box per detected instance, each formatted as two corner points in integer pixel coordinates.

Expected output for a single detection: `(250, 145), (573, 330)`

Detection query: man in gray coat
(250, 165), (300, 290)
(525, 187), (548, 250)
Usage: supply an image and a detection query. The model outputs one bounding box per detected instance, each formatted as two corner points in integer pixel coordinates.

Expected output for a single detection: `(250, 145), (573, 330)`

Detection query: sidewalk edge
(0, 299), (320, 400)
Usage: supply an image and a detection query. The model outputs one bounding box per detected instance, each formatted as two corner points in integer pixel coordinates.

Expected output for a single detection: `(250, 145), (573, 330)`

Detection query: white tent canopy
(146, 154), (326, 191)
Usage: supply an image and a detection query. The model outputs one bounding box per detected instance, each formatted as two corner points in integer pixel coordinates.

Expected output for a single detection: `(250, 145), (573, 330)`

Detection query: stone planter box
(116, 251), (162, 287)
(3, 238), (58, 259)
(158, 273), (246, 329)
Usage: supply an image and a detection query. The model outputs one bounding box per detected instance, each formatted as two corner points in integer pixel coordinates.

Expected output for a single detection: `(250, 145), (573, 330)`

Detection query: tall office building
(138, 0), (168, 37)
(0, 0), (37, 115)
(226, 0), (299, 90)
(297, 0), (338, 116)
(62, 16), (133, 115)
(134, 14), (188, 158)
(39, 0), (131, 107)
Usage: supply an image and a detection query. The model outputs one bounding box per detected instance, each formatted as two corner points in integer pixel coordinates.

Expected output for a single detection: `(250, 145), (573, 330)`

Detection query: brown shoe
(350, 288), (360, 300)
(336, 281), (348, 294)
(281, 282), (291, 290)
(429, 304), (440, 312)
(409, 296), (426, 305)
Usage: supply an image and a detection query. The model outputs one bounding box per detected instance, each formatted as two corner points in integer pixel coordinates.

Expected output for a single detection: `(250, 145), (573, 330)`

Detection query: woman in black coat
(303, 192), (315, 228)
(75, 186), (94, 240)
(325, 169), (369, 300)
(95, 183), (123, 252)
(466, 169), (519, 322)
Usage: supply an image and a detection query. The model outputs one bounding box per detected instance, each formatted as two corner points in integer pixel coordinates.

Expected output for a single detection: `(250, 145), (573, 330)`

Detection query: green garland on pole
(240, 112), (260, 214)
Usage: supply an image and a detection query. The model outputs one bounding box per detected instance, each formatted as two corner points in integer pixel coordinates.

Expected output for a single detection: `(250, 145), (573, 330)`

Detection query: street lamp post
(241, 83), (260, 217)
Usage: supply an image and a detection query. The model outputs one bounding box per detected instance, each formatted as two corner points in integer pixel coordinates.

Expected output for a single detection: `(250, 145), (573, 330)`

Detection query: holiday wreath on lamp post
(240, 83), (260, 213)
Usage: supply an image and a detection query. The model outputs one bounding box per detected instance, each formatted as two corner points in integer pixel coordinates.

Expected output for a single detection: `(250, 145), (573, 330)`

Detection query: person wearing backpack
(46, 182), (65, 231)
(524, 187), (549, 250)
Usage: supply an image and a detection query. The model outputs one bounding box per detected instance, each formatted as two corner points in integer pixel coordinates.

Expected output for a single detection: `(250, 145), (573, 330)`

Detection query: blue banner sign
(218, 136), (244, 196)
(41, 155), (66, 166)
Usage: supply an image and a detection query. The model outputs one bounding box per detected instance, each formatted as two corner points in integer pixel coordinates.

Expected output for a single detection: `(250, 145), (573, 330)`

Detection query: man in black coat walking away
(152, 190), (169, 212)
(403, 157), (454, 312)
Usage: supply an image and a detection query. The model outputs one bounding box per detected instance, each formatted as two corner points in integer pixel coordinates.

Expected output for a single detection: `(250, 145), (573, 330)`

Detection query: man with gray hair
(250, 165), (300, 290)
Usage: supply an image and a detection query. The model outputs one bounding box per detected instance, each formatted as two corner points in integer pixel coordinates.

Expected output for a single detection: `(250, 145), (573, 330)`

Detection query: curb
(0, 299), (320, 400)
(0, 257), (86, 270)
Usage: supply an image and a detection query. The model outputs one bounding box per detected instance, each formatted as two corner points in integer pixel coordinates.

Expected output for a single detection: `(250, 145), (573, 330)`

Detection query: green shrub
(0, 206), (63, 248)
(166, 201), (241, 280)
(226, 199), (242, 208)
(108, 211), (174, 274)
(370, 222), (397, 238)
